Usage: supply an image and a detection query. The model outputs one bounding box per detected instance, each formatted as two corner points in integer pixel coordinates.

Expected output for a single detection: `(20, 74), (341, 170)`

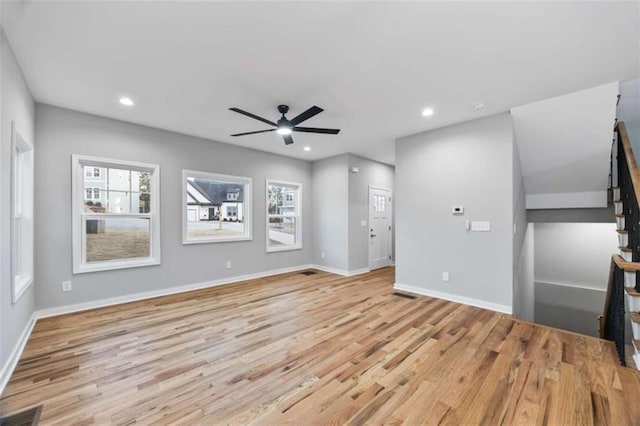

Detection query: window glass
(74, 155), (160, 273)
(183, 171), (252, 243)
(267, 181), (301, 251)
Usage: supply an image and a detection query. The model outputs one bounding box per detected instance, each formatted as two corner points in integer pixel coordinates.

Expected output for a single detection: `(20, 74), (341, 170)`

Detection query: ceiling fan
(229, 105), (340, 145)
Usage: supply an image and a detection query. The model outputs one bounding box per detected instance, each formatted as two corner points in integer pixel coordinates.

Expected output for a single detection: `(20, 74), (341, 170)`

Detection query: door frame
(368, 186), (393, 270)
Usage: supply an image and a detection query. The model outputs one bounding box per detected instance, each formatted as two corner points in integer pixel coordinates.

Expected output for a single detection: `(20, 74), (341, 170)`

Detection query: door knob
(370, 234), (376, 237)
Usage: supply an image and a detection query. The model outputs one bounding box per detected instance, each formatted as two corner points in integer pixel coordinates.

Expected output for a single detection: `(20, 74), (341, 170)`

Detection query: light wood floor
(1, 267), (640, 425)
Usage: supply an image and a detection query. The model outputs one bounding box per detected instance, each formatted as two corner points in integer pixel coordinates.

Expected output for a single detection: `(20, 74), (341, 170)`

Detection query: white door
(187, 207), (197, 222)
(369, 187), (392, 270)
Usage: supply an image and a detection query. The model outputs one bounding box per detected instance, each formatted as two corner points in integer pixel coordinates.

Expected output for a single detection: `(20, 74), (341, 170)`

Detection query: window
(85, 167), (101, 178)
(72, 155), (160, 273)
(11, 122), (34, 303)
(182, 170), (252, 244)
(374, 194), (386, 213)
(85, 188), (101, 200)
(266, 180), (302, 252)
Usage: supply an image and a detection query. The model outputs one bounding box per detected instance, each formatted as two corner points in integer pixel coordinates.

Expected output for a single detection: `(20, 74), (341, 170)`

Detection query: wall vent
(392, 292), (417, 300)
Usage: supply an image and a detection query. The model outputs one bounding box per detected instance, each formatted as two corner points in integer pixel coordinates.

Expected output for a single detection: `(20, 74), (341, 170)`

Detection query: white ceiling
(2, 1), (639, 165)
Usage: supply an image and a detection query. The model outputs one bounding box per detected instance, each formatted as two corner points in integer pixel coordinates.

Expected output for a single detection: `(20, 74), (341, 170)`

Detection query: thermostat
(452, 206), (464, 215)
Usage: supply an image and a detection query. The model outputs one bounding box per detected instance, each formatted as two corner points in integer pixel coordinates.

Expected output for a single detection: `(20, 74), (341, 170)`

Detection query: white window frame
(10, 122), (34, 303)
(182, 170), (252, 244)
(266, 179), (302, 252)
(72, 154), (161, 274)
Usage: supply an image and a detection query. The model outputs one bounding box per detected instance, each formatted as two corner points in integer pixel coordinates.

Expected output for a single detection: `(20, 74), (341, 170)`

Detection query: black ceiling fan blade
(229, 107), (277, 126)
(293, 126), (341, 135)
(283, 134), (294, 145)
(289, 106), (324, 126)
(230, 129), (276, 137)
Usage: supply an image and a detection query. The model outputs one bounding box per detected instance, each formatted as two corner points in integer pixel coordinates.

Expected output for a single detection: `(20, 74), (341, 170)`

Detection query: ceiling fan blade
(283, 134), (294, 145)
(229, 107), (277, 126)
(293, 126), (341, 135)
(289, 106), (324, 126)
(230, 129), (276, 137)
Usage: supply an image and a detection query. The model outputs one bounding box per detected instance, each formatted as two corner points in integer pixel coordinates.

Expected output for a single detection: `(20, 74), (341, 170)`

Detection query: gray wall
(512, 136), (531, 320)
(535, 282), (604, 337)
(516, 224), (535, 322)
(346, 154), (394, 272)
(533, 222), (617, 336)
(34, 104), (313, 310)
(395, 113), (515, 310)
(311, 155), (349, 272)
(0, 28), (35, 372)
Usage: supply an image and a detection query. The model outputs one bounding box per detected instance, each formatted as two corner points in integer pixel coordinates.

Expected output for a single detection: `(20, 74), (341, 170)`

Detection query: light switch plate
(360, 220), (367, 227)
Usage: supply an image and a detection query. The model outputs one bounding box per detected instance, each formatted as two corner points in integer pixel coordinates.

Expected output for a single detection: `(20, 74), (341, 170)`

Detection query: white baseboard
(0, 313), (37, 396)
(36, 264), (314, 319)
(310, 264), (370, 277)
(394, 283), (513, 314)
(534, 280), (606, 293)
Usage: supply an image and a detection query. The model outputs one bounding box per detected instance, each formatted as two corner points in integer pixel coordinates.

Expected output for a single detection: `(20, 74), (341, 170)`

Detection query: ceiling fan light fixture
(276, 126), (292, 135)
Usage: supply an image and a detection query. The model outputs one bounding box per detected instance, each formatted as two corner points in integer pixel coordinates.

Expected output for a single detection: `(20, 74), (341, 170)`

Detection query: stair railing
(601, 121), (639, 365)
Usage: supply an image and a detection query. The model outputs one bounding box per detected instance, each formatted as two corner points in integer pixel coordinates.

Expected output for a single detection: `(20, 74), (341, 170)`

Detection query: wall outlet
(62, 281), (72, 292)
(321, 251), (326, 259)
(442, 272), (449, 282)
(226, 260), (232, 269)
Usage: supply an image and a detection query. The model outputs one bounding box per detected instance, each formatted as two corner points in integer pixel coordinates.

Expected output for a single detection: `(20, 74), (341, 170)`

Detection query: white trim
(0, 314), (36, 396)
(266, 179), (302, 253)
(182, 169), (252, 244)
(526, 191), (607, 209)
(36, 264), (314, 319)
(394, 282), (513, 314)
(10, 121), (34, 303)
(310, 264), (370, 277)
(72, 154), (161, 274)
(534, 280), (606, 293)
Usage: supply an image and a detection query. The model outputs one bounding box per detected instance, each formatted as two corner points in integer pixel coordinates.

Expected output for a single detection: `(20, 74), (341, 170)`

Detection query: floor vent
(392, 292), (417, 300)
(0, 405), (43, 426)
(300, 270), (318, 276)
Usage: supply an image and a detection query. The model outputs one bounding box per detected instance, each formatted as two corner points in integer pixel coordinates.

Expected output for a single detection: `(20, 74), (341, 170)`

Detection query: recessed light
(421, 108), (434, 117)
(303, 146), (311, 151)
(119, 96), (135, 107)
(473, 102), (486, 110)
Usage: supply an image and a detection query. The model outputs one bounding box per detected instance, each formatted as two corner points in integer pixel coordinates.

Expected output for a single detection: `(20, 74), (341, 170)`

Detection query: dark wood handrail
(616, 122), (640, 206)
(612, 253), (640, 271)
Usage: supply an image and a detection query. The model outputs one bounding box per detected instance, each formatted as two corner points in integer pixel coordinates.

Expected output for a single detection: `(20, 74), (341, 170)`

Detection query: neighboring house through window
(266, 180), (302, 252)
(183, 170), (252, 244)
(72, 154), (160, 273)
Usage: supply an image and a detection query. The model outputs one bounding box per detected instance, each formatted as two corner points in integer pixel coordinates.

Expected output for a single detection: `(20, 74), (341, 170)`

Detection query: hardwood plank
(1, 267), (639, 425)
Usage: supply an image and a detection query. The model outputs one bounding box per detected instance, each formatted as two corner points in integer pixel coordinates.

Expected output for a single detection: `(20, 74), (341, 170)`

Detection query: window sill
(13, 275), (33, 303)
(266, 245), (303, 253)
(73, 257), (160, 274)
(183, 236), (253, 245)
